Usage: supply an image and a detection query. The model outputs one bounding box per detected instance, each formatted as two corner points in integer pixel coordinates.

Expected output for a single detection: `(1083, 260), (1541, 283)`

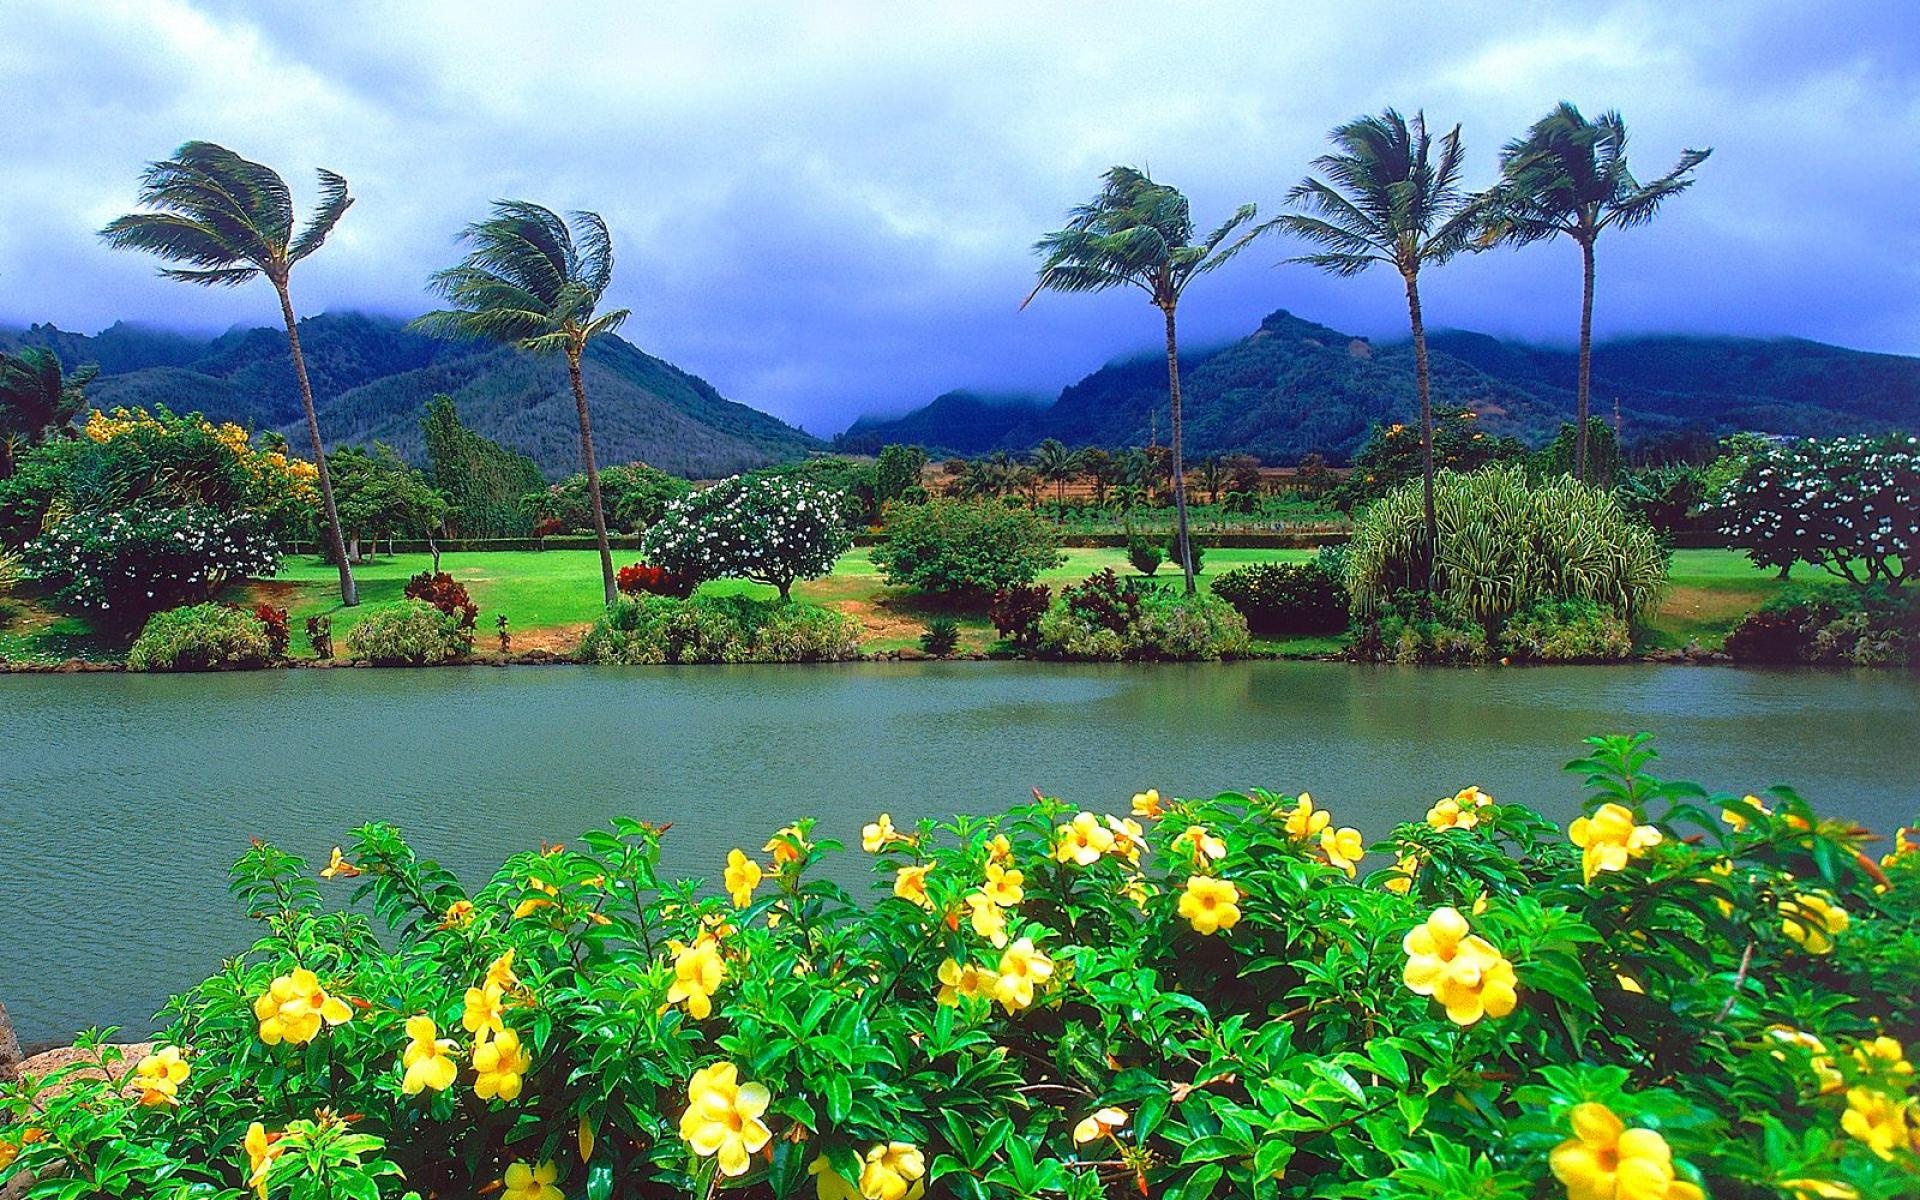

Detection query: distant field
(0, 545), (1849, 662)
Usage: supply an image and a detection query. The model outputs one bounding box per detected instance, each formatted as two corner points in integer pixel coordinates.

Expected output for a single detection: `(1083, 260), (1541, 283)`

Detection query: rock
(0, 999), (20, 1082)
(897, 647), (929, 661)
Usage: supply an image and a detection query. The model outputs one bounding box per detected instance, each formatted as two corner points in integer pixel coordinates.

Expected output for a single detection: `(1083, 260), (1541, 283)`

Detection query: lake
(2, 661), (1916, 1045)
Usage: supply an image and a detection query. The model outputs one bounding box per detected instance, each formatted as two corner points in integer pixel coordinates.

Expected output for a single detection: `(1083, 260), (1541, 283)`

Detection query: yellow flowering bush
(4, 737), (1917, 1200)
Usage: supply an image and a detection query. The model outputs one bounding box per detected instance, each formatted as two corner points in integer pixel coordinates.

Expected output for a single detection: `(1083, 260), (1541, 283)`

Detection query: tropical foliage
(0, 347), (96, 479)
(4, 737), (1916, 1200)
(344, 599), (474, 665)
(1210, 560), (1350, 636)
(1715, 435), (1918, 587)
(578, 593), (861, 664)
(643, 475), (851, 601)
(1034, 570), (1250, 660)
(127, 602), (277, 672)
(871, 499), (1064, 596)
(421, 395), (546, 538)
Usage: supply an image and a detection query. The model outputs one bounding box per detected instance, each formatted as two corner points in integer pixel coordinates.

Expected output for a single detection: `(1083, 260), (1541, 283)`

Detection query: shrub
(1126, 535), (1162, 576)
(1724, 587), (1918, 667)
(252, 603), (290, 659)
(919, 617), (960, 657)
(1615, 465), (1708, 537)
(989, 584), (1050, 650)
(11, 735), (1911, 1200)
(1037, 572), (1247, 660)
(1715, 433), (1920, 587)
(1498, 598), (1634, 663)
(1350, 590), (1490, 664)
(305, 614), (333, 659)
(1164, 530), (1203, 575)
(1344, 465), (1668, 635)
(22, 504), (283, 633)
(871, 498), (1064, 595)
(1211, 561), (1349, 636)
(346, 599), (472, 665)
(403, 571), (479, 630)
(126, 602), (274, 672)
(643, 474), (851, 599)
(616, 562), (695, 599)
(579, 594), (860, 664)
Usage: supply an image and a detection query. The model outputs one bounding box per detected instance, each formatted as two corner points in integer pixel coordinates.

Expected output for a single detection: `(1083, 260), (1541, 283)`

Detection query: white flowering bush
(642, 475), (851, 600)
(1716, 435), (1918, 586)
(21, 505), (281, 632)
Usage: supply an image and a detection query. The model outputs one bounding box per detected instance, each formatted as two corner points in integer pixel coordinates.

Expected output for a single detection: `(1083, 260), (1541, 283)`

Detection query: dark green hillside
(838, 390), (1047, 456)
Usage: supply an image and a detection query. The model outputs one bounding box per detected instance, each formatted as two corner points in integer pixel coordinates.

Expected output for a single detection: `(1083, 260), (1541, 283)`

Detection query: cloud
(1, 0), (1914, 434)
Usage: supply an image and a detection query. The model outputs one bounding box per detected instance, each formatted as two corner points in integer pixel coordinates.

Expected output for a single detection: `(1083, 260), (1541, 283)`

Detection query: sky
(2, 1), (1916, 435)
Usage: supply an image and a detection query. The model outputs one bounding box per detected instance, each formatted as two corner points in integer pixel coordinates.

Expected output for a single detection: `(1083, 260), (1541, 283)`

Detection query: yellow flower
(936, 957), (998, 1006)
(244, 1122), (283, 1199)
(966, 891), (1009, 946)
(132, 1045), (189, 1107)
(473, 1026), (529, 1101)
(1851, 1035), (1914, 1081)
(464, 982), (508, 1040)
(679, 1063), (773, 1177)
(1055, 812), (1115, 865)
(1174, 824), (1227, 867)
(1882, 825), (1918, 867)
(1781, 1180), (1859, 1200)
(724, 849), (763, 908)
(893, 863), (935, 910)
(668, 939), (727, 1019)
(863, 814), (899, 853)
(440, 900), (475, 929)
(1841, 1087), (1910, 1161)
(1177, 875), (1241, 936)
(1426, 791), (1484, 832)
(502, 1160), (565, 1200)
(765, 825), (809, 866)
(1072, 1106), (1129, 1145)
(486, 949), (521, 990)
(810, 1154), (862, 1200)
(1321, 826), (1365, 877)
(1385, 853), (1419, 896)
(982, 862), (1024, 907)
(985, 834), (1013, 865)
(859, 1142), (927, 1200)
(1131, 789), (1164, 819)
(1615, 973), (1645, 994)
(1780, 893), (1848, 955)
(1455, 785), (1494, 810)
(1105, 815), (1146, 865)
(319, 846), (361, 879)
(1722, 794), (1772, 831)
(993, 938), (1054, 1013)
(1568, 803), (1663, 883)
(1401, 907), (1518, 1026)
(1284, 794), (1331, 841)
(1120, 877), (1154, 910)
(253, 968), (352, 1045)
(401, 1015), (458, 1095)
(1766, 1025), (1845, 1095)
(1550, 1103), (1702, 1200)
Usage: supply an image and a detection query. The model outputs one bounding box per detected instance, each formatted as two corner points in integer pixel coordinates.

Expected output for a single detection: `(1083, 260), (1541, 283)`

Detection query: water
(2, 661), (1916, 1045)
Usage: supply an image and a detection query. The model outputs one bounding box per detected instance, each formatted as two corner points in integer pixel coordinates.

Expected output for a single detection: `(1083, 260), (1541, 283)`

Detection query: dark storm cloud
(2, 0), (1915, 434)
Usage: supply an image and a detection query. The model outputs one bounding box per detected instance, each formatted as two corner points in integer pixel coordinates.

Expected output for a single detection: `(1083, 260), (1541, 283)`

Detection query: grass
(0, 545), (1857, 662)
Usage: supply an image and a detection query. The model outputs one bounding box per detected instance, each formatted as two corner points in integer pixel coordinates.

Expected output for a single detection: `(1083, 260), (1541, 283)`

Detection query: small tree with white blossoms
(1715, 434), (1918, 587)
(642, 474), (851, 600)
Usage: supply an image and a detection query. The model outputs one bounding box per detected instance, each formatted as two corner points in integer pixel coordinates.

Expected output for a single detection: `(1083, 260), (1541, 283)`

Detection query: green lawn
(0, 545), (1853, 662)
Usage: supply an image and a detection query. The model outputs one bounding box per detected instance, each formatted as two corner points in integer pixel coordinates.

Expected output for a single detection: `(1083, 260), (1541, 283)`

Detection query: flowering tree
(642, 474), (851, 600)
(1716, 435), (1918, 586)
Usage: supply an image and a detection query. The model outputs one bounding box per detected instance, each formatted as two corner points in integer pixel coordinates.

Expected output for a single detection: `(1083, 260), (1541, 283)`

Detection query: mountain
(0, 313), (822, 479)
(838, 390), (1047, 456)
(840, 310), (1920, 461)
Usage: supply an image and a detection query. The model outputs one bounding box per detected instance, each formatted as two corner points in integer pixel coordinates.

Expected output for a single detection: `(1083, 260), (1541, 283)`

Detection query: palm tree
(100, 141), (359, 603)
(1270, 110), (1480, 561)
(414, 202), (631, 607)
(0, 348), (96, 478)
(1484, 104), (1710, 481)
(1197, 455), (1224, 505)
(1031, 438), (1080, 515)
(1024, 167), (1261, 594)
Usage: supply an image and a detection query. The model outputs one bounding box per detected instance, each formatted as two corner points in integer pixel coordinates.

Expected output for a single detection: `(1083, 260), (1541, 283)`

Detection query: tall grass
(1344, 466), (1668, 626)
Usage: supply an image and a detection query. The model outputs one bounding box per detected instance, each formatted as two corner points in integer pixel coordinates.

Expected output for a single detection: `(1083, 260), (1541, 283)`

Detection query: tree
(1025, 166), (1261, 593)
(1078, 448), (1114, 508)
(870, 497), (1065, 595)
(328, 444), (447, 560)
(100, 141), (360, 605)
(1271, 110), (1481, 570)
(0, 348), (96, 478)
(1714, 435), (1918, 587)
(1030, 438), (1080, 514)
(1483, 104), (1710, 482)
(1196, 456), (1224, 505)
(642, 474), (851, 600)
(420, 395), (544, 538)
(415, 202), (631, 606)
(874, 444), (929, 508)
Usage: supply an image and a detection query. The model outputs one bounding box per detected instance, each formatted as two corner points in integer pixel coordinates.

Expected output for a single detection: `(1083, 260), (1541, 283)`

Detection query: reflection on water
(2, 661), (1916, 1042)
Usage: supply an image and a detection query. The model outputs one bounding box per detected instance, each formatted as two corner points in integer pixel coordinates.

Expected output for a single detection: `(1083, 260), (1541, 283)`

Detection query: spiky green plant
(414, 202), (631, 607)
(1268, 110), (1482, 564)
(0, 347), (97, 478)
(1482, 104), (1710, 482)
(1029, 438), (1081, 515)
(1344, 465), (1668, 629)
(1024, 166), (1262, 594)
(100, 141), (359, 605)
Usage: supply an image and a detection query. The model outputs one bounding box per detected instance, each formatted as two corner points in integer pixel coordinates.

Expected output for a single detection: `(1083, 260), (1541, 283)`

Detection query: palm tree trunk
(1163, 304), (1195, 595)
(567, 345), (618, 607)
(1403, 272), (1438, 578)
(273, 277), (357, 606)
(1576, 236), (1596, 483)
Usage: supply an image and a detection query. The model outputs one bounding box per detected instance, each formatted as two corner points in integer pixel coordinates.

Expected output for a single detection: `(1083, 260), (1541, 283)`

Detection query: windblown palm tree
(1269, 110), (1480, 560)
(1024, 167), (1261, 594)
(1030, 438), (1080, 515)
(100, 141), (360, 604)
(1484, 104), (1710, 481)
(414, 202), (631, 607)
(0, 348), (96, 478)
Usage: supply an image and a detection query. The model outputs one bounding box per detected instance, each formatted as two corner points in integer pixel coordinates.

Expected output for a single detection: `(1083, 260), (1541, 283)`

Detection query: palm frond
(289, 168), (353, 264)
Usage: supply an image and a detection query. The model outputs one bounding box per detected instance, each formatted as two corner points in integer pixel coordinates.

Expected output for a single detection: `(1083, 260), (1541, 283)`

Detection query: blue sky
(2, 0), (1915, 434)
